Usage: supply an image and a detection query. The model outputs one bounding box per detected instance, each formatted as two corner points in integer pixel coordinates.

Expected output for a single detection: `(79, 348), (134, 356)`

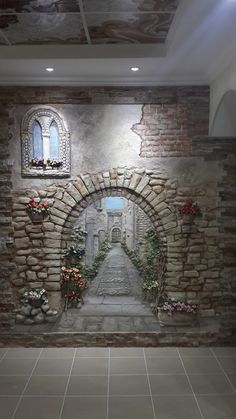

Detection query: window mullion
(43, 134), (50, 164)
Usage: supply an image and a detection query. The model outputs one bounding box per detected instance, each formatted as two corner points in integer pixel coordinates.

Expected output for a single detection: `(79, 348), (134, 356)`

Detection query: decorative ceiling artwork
(0, 0), (179, 45)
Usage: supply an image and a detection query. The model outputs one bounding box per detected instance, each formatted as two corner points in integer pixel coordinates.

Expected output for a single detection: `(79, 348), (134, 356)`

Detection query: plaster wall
(0, 86), (236, 330)
(210, 55), (236, 132)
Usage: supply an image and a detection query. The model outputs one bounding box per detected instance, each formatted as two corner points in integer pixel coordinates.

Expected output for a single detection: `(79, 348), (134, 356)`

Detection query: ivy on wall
(122, 228), (160, 301)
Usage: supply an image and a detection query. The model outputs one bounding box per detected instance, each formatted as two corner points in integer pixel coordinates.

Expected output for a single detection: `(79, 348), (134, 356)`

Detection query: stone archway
(111, 227), (121, 243)
(11, 168), (180, 312)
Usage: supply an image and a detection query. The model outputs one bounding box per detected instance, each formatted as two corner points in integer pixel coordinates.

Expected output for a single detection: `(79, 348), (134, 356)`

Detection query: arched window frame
(21, 106), (70, 177)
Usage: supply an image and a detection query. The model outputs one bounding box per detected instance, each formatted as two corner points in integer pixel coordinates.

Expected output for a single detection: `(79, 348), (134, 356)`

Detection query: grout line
(58, 348), (77, 419)
(107, 348), (110, 419)
(11, 348), (43, 419)
(0, 348), (9, 362)
(78, 0), (91, 44)
(210, 348), (236, 394)
(1, 372), (230, 377)
(0, 29), (11, 45)
(1, 392), (236, 398)
(143, 348), (157, 419)
(177, 349), (205, 419)
(0, 11), (176, 16)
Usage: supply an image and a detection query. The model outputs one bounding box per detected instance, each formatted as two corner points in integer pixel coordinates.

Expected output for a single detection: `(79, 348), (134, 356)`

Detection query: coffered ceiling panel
(0, 0), (80, 13)
(83, 0), (179, 13)
(0, 0), (179, 45)
(86, 13), (173, 44)
(0, 14), (85, 45)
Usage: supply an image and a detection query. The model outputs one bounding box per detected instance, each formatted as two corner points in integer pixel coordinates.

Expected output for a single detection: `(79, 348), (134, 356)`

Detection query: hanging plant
(26, 197), (50, 222)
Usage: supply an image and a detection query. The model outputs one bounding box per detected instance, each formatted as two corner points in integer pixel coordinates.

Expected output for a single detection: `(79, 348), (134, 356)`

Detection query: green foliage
(82, 239), (111, 281)
(122, 228), (160, 302)
(64, 226), (86, 269)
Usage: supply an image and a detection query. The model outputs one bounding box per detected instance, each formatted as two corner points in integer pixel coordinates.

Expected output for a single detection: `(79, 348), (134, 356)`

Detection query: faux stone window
(21, 106), (70, 177)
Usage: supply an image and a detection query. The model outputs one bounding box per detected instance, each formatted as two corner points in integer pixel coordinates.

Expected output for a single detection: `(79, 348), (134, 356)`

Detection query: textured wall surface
(0, 86), (235, 330)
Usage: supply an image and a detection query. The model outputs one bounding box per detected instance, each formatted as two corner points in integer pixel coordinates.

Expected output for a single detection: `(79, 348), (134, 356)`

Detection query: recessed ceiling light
(130, 67), (140, 72)
(46, 67), (54, 72)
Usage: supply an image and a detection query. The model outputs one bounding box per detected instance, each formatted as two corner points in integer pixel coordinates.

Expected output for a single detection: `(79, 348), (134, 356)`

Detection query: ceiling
(0, 0), (236, 86)
(0, 0), (179, 45)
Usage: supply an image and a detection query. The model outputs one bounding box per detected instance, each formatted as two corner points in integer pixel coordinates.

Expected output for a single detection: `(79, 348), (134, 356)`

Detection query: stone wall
(10, 163), (236, 316)
(0, 86), (235, 329)
(0, 105), (15, 329)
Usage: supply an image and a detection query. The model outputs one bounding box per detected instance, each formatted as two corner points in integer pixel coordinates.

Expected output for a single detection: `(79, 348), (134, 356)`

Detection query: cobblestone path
(88, 243), (143, 297)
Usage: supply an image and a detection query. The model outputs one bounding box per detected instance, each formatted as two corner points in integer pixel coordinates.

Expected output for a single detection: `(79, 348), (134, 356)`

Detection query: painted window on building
(32, 121), (43, 159)
(21, 106), (70, 177)
(49, 121), (59, 159)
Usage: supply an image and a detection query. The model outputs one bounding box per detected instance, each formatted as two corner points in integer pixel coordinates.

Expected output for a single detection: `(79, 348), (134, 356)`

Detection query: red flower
(179, 199), (201, 216)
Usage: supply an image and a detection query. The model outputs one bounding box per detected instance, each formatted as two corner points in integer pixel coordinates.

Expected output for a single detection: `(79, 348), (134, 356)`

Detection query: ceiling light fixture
(131, 67), (140, 72)
(46, 67), (54, 72)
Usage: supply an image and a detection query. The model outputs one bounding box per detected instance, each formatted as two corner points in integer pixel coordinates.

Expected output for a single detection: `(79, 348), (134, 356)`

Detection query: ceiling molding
(0, 44), (166, 59)
(0, 76), (209, 87)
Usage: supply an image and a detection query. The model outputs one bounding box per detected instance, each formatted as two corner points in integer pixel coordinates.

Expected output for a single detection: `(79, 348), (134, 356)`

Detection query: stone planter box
(30, 213), (44, 223)
(182, 213), (195, 224)
(158, 308), (198, 327)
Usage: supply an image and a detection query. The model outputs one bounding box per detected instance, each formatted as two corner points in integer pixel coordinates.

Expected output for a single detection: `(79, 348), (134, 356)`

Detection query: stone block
(15, 256), (26, 265)
(44, 239), (61, 248)
(50, 216), (65, 226)
(53, 200), (70, 215)
(183, 270), (199, 278)
(26, 271), (37, 281)
(42, 222), (55, 232)
(15, 238), (30, 249)
(65, 184), (82, 203)
(45, 282), (61, 291)
(27, 256), (39, 266)
(74, 179), (89, 197)
(37, 272), (48, 279)
(16, 249), (31, 256)
(62, 190), (76, 208)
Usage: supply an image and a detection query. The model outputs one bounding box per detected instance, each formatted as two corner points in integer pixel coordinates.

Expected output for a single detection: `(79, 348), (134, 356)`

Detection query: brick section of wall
(0, 106), (15, 330)
(0, 86), (209, 106)
(0, 86), (209, 160)
(132, 95), (209, 158)
(192, 137), (236, 313)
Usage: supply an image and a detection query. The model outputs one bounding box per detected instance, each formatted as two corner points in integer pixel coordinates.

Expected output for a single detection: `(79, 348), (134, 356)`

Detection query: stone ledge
(1, 316), (235, 347)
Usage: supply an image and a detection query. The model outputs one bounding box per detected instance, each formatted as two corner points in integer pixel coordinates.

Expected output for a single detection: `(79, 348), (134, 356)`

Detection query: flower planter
(29, 298), (44, 308)
(30, 213), (45, 223)
(182, 213), (195, 224)
(158, 308), (198, 327)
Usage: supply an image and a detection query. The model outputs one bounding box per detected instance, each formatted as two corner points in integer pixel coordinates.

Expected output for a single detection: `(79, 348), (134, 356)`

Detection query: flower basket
(21, 288), (48, 308)
(179, 199), (201, 223)
(47, 159), (63, 169)
(61, 266), (88, 311)
(30, 213), (45, 223)
(182, 213), (195, 224)
(29, 298), (44, 308)
(158, 307), (198, 327)
(26, 197), (50, 222)
(158, 299), (198, 327)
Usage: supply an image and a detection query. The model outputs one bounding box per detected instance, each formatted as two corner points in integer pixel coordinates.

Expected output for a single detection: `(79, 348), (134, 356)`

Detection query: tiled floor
(0, 346), (235, 419)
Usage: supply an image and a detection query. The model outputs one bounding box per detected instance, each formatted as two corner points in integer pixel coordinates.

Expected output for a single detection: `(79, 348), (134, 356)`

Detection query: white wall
(210, 55), (236, 135)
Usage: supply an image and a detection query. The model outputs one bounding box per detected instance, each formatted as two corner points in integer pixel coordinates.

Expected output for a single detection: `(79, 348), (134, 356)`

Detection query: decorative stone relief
(21, 105), (71, 177)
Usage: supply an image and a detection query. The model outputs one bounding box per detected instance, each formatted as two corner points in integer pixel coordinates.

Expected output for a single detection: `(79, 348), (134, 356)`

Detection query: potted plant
(26, 196), (51, 222)
(30, 158), (45, 168)
(158, 298), (198, 326)
(60, 266), (88, 309)
(64, 227), (86, 267)
(21, 288), (48, 308)
(179, 199), (201, 223)
(47, 159), (63, 168)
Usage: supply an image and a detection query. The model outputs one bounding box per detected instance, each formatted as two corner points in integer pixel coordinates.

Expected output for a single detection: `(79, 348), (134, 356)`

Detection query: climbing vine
(122, 228), (160, 301)
(82, 239), (111, 281)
